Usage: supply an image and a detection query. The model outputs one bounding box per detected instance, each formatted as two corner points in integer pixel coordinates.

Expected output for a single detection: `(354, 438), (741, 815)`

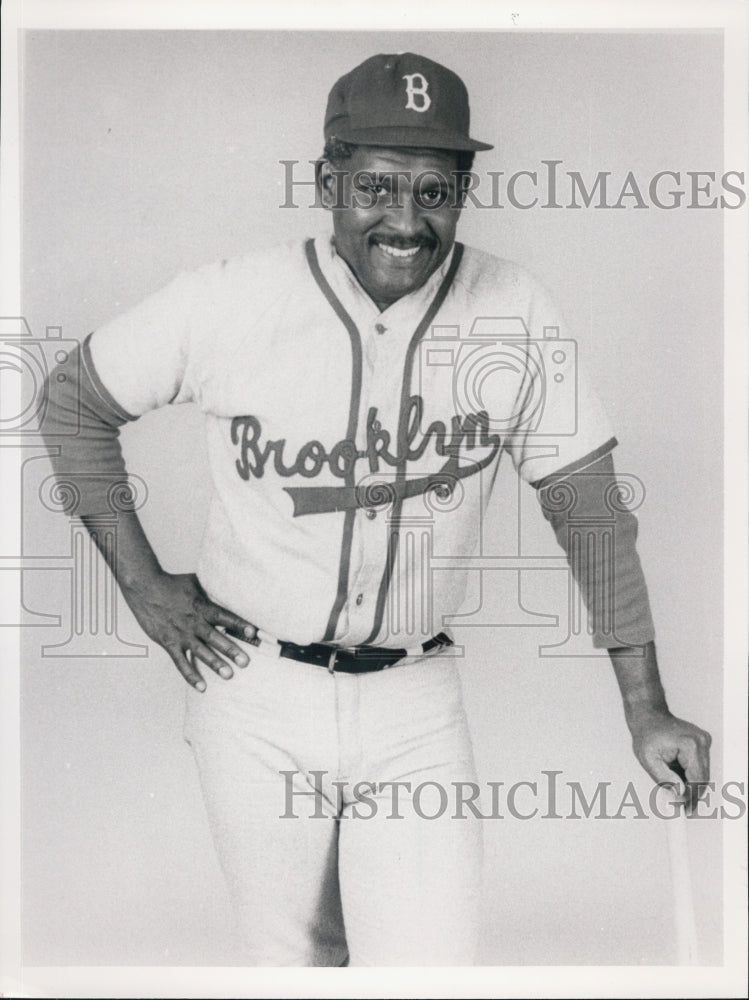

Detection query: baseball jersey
(76, 236), (621, 649)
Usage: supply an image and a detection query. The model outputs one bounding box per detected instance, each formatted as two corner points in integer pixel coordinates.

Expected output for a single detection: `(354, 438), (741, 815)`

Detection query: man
(43, 52), (710, 966)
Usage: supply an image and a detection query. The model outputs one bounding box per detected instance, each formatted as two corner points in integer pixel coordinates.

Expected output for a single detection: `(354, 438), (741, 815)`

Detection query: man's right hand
(121, 571), (259, 691)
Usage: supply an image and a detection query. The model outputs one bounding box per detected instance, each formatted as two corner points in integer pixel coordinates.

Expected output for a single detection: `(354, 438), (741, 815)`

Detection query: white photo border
(1, 1), (746, 998)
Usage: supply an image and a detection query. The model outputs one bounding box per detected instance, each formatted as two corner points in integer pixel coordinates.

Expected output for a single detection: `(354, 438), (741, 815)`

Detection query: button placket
(318, 238), (460, 646)
(345, 309), (409, 640)
(343, 495), (389, 635)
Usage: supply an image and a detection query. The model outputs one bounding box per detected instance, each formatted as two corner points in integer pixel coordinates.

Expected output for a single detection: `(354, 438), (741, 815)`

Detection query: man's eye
(418, 188), (448, 208)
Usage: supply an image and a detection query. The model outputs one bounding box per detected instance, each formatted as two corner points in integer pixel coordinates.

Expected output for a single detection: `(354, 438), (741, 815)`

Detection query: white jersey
(86, 237), (616, 647)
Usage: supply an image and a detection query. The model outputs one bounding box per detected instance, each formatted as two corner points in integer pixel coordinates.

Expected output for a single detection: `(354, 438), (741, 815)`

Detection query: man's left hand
(626, 707), (711, 815)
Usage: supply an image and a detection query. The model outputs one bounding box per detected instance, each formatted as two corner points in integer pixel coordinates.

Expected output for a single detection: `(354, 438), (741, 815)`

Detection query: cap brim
(330, 124), (493, 152)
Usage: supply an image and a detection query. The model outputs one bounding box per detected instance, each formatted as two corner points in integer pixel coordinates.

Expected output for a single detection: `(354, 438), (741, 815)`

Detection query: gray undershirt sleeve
(534, 452), (656, 648)
(41, 334), (135, 516)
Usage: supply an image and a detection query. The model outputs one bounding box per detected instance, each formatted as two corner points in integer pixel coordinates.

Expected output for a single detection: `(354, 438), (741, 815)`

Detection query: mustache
(369, 234), (437, 250)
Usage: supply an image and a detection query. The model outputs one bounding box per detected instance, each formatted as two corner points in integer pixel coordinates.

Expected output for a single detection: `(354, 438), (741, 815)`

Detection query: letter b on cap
(403, 73), (431, 112)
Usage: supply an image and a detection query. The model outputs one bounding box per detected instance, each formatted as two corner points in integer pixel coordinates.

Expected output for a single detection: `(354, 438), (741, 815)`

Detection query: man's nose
(384, 192), (423, 235)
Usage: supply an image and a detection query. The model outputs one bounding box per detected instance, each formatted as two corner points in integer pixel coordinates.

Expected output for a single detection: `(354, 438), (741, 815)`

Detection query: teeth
(377, 243), (421, 258)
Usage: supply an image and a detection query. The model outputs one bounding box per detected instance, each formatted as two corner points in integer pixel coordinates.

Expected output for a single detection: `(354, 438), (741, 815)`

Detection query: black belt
(278, 632), (453, 674)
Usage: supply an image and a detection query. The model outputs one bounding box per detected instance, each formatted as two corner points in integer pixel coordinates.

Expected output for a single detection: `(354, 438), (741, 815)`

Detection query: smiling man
(42, 52), (710, 966)
(322, 145), (465, 306)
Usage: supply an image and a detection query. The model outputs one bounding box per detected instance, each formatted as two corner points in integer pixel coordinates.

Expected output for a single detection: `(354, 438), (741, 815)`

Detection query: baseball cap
(324, 52), (493, 152)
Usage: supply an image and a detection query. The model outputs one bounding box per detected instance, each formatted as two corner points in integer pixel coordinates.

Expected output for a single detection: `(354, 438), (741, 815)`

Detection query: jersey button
(366, 509), (377, 520)
(375, 322), (386, 335)
(355, 593), (364, 606)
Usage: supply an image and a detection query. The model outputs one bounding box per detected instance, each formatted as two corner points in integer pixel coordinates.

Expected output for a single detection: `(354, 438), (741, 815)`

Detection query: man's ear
(317, 160), (339, 210)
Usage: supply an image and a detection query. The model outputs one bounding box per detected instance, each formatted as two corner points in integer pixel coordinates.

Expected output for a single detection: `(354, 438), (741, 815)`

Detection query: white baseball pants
(183, 640), (482, 966)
